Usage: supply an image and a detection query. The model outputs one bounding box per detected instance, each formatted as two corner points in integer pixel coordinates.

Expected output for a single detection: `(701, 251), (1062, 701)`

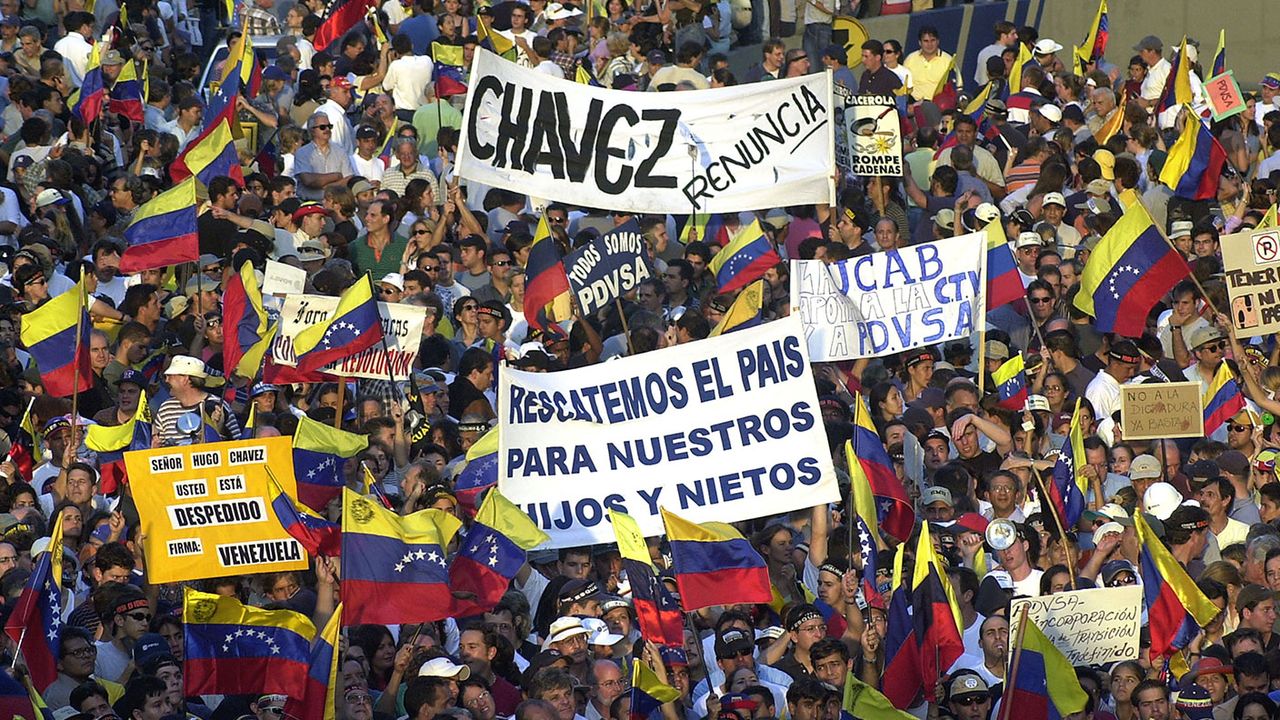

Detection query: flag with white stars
(448, 488), (546, 617)
(291, 415), (370, 511)
(291, 274), (386, 374)
(183, 588), (316, 696)
(708, 219), (781, 293)
(2, 510), (64, 689)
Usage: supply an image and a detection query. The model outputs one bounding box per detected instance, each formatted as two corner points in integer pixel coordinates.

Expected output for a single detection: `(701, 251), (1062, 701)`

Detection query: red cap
(330, 75), (354, 90)
(952, 513), (989, 535)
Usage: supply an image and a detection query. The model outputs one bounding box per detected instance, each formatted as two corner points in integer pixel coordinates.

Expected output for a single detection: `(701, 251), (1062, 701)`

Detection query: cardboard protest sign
(1206, 72), (1246, 121)
(791, 232), (985, 360)
(1121, 381), (1203, 440)
(457, 49), (835, 214)
(1009, 586), (1142, 666)
(272, 295), (427, 379)
(844, 95), (902, 176)
(126, 436), (308, 584)
(499, 316), (839, 546)
(1222, 228), (1280, 339)
(564, 219), (655, 315)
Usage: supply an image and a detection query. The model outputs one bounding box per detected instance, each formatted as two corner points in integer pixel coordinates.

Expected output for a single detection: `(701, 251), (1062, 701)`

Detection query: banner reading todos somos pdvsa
(791, 231), (986, 361)
(499, 315), (839, 546)
(457, 48), (836, 214)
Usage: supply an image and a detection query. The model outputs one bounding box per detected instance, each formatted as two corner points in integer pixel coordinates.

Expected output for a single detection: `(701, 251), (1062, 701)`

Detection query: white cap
(581, 617), (625, 646)
(1015, 231), (1042, 248)
(545, 2), (582, 18)
(975, 202), (1001, 223)
(1099, 502), (1134, 525)
(1092, 521), (1125, 545)
(35, 188), (66, 208)
(1033, 39), (1064, 55)
(544, 616), (590, 647)
(418, 657), (471, 680)
(1142, 482), (1184, 521)
(1170, 220), (1195, 238)
(379, 272), (405, 291)
(1036, 104), (1063, 123)
(164, 355), (208, 379)
(756, 626), (785, 641)
(1042, 192), (1067, 208)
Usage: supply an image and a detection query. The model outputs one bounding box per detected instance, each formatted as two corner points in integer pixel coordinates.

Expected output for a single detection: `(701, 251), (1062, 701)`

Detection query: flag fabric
(1005, 617), (1090, 718)
(108, 59), (144, 122)
(291, 415), (369, 511)
(448, 488), (548, 617)
(431, 42), (468, 97)
(120, 175), (200, 273)
(5, 398), (35, 482)
(844, 439), (883, 609)
(314, 0), (374, 49)
(1203, 362), (1246, 436)
(1159, 114), (1228, 201)
(629, 655), (681, 720)
(1072, 0), (1109, 71)
(20, 277), (91, 398)
(709, 219), (780, 293)
(1155, 38), (1193, 116)
(1135, 512), (1220, 658)
(610, 510), (685, 662)
(223, 260), (277, 381)
(477, 15), (517, 61)
(1094, 95), (1126, 144)
(1007, 41), (1036, 96)
(1212, 29), (1226, 77)
(881, 569), (920, 708)
(910, 524), (965, 703)
(361, 464), (393, 509)
(843, 670), (913, 720)
(575, 59), (602, 87)
(992, 354), (1028, 410)
(852, 394), (914, 543)
(171, 118), (244, 186)
(85, 391), (151, 493)
(1260, 205), (1278, 229)
(340, 488), (461, 626)
(984, 219), (1024, 310)
(1072, 201), (1192, 337)
(0, 671), (38, 720)
(3, 512), (64, 690)
(680, 212), (729, 246)
(205, 52), (244, 138)
(283, 604), (341, 720)
(524, 214), (572, 332)
(710, 280), (764, 336)
(73, 43), (105, 122)
(1048, 398), (1088, 527)
(292, 275), (385, 373)
(268, 474), (341, 557)
(183, 588), (315, 696)
(660, 507), (771, 610)
(454, 426), (498, 515)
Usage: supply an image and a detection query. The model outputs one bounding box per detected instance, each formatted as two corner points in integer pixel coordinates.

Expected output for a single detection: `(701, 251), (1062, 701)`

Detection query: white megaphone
(985, 518), (1018, 551)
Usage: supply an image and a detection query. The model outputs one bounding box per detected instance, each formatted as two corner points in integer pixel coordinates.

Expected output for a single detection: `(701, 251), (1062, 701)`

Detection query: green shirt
(350, 232), (410, 279)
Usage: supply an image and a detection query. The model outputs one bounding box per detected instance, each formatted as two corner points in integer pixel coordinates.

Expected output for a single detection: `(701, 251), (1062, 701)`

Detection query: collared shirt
(858, 66), (902, 95)
(293, 142), (355, 200)
(53, 32), (92, 87)
(381, 162), (440, 207)
(902, 49), (956, 100)
(351, 232), (410, 278)
(317, 98), (355, 154)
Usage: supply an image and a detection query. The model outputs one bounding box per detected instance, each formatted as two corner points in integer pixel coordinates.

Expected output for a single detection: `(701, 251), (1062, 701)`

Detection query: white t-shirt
(382, 55), (435, 110)
(1011, 568), (1044, 598)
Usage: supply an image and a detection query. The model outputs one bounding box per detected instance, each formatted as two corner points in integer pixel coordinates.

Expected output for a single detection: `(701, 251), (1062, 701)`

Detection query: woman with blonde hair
(1201, 560), (1243, 635)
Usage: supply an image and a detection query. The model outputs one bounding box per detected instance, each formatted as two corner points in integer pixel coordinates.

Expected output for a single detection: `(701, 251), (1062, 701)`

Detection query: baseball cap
(903, 349), (935, 368)
(330, 75), (354, 90)
(921, 486), (954, 507)
(1098, 502), (1134, 526)
(1092, 521), (1124, 545)
(821, 44), (846, 61)
(101, 49), (124, 66)
(35, 188), (67, 208)
(1042, 192), (1066, 208)
(1108, 340), (1141, 364)
(1035, 104), (1062, 123)
(418, 657), (471, 679)
(1167, 504), (1210, 534)
(933, 208), (956, 229)
(1128, 454), (1162, 480)
(558, 579), (600, 606)
(1174, 683), (1214, 720)
(974, 202), (1001, 224)
(1032, 38), (1063, 55)
(1169, 219), (1194, 238)
(116, 369), (147, 388)
(356, 124), (381, 140)
(264, 65), (288, 81)
(581, 617), (625, 646)
(946, 672), (990, 701)
(1100, 560), (1137, 586)
(986, 340), (1010, 360)
(378, 272), (405, 291)
(1186, 325), (1226, 350)
(1133, 35), (1163, 51)
(1217, 450), (1251, 477)
(952, 513), (988, 535)
(1015, 231), (1042, 248)
(1094, 149), (1116, 180)
(292, 202), (327, 222)
(714, 628), (754, 658)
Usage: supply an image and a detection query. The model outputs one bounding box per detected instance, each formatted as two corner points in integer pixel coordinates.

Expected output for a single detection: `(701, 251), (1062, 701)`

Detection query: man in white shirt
(1136, 35), (1171, 109)
(533, 37), (563, 78)
(350, 124), (386, 186)
(1256, 74), (1280, 131)
(499, 3), (538, 68)
(383, 34), (434, 121)
(974, 21), (1017, 86)
(53, 11), (95, 88)
(317, 76), (356, 154)
(1085, 340), (1140, 444)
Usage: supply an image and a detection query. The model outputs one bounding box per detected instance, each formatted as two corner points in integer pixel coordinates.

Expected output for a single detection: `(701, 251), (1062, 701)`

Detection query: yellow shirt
(901, 50), (955, 100)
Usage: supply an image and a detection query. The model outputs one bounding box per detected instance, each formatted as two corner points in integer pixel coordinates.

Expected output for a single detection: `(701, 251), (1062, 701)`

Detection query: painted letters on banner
(499, 316), (839, 546)
(457, 49), (836, 214)
(272, 295), (427, 380)
(791, 232), (985, 360)
(1222, 228), (1280, 339)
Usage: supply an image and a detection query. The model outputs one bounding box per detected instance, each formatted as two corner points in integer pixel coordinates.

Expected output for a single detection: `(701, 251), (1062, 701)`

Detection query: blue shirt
(400, 14), (440, 55)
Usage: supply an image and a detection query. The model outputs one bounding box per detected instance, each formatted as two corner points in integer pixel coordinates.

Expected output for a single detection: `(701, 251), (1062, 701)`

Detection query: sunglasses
(420, 265), (440, 272)
(1030, 296), (1054, 304)
(1199, 342), (1227, 352)
(413, 229), (431, 236)
(126, 612), (152, 623)
(380, 288), (398, 295)
(312, 124), (332, 130)
(1230, 424), (1252, 433)
(491, 260), (512, 266)
(955, 696), (987, 706)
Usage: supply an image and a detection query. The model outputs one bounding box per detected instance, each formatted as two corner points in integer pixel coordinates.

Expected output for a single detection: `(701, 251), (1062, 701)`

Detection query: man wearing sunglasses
(294, 112), (355, 202)
(944, 671), (991, 720)
(1184, 325), (1229, 400)
(95, 586), (152, 685)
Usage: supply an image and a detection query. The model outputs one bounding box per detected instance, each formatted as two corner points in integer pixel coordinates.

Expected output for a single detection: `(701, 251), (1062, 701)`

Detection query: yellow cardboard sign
(125, 435), (309, 584)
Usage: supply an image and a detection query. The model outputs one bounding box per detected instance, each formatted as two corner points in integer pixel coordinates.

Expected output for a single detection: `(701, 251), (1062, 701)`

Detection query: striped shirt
(154, 395), (242, 446)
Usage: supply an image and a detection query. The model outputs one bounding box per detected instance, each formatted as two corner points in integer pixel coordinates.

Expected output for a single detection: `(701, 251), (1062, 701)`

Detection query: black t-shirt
(197, 212), (238, 259)
(958, 449), (1002, 482)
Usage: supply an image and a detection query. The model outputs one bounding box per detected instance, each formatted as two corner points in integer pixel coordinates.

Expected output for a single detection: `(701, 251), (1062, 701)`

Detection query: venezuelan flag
(74, 43), (105, 122)
(1072, 201), (1190, 337)
(431, 41), (468, 98)
(910, 523), (965, 702)
(85, 391), (152, 493)
(1006, 617), (1090, 718)
(455, 425), (498, 515)
(575, 59), (602, 87)
(1203, 362), (1245, 436)
(611, 510), (685, 662)
(680, 211), (728, 246)
(629, 658), (680, 720)
(314, 0), (375, 50)
(1072, 0), (1108, 72)
(120, 176), (199, 274)
(292, 275), (385, 373)
(268, 474), (341, 557)
(108, 59), (144, 123)
(1049, 398), (1088, 526)
(20, 277), (91, 398)
(852, 393), (914, 543)
(5, 398), (35, 482)
(223, 260), (277, 381)
(448, 488), (548, 617)
(993, 354), (1028, 410)
(361, 464), (394, 509)
(1007, 41), (1036, 97)
(844, 439), (882, 607)
(171, 117), (244, 186)
(1160, 114), (1228, 201)
(524, 214), (572, 332)
(1212, 30), (1226, 77)
(709, 280), (764, 336)
(340, 488), (462, 625)
(1155, 38), (1193, 116)
(284, 604), (342, 720)
(478, 17), (517, 62)
(881, 571), (919, 708)
(1094, 94), (1126, 144)
(0, 671), (38, 720)
(660, 507), (771, 611)
(183, 588), (315, 696)
(2, 512), (63, 690)
(843, 670), (913, 719)
(708, 219), (780, 293)
(1135, 512), (1221, 658)
(985, 218), (1024, 310)
(291, 415), (368, 511)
